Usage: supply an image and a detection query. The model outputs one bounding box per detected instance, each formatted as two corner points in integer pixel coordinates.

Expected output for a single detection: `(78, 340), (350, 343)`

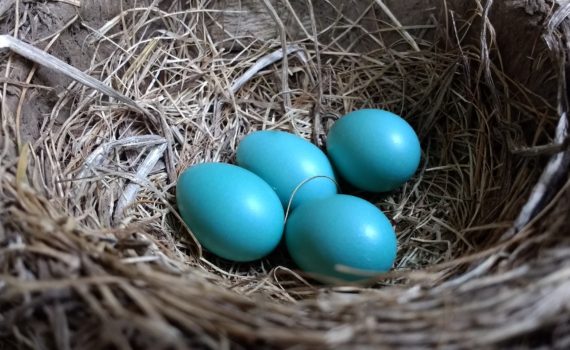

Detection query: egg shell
(176, 162), (284, 262)
(285, 194), (397, 282)
(326, 109), (421, 192)
(236, 130), (337, 209)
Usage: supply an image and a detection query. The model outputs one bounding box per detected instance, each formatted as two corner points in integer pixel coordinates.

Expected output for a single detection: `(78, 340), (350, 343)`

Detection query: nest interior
(1, 0), (570, 348)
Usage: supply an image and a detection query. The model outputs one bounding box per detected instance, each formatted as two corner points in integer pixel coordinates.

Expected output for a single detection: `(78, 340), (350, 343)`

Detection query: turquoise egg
(236, 130), (337, 209)
(285, 194), (397, 282)
(176, 162), (284, 262)
(326, 109), (421, 192)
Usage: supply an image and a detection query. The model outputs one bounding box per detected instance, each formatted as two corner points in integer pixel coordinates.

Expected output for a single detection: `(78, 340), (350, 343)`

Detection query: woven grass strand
(283, 175), (340, 222)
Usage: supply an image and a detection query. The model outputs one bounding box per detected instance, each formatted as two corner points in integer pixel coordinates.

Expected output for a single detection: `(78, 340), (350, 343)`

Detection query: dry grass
(1, 0), (569, 348)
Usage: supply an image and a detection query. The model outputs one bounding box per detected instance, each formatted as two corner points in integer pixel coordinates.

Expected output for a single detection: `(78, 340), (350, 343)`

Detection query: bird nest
(1, 0), (570, 348)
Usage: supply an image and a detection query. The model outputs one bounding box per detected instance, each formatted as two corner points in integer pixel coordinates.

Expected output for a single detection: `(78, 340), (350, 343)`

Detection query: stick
(229, 45), (305, 95)
(52, 0), (81, 7)
(75, 135), (167, 197)
(0, 35), (146, 114)
(508, 111), (570, 235)
(374, 0), (420, 52)
(114, 143), (168, 223)
(261, 0), (292, 110)
(307, 0), (323, 146)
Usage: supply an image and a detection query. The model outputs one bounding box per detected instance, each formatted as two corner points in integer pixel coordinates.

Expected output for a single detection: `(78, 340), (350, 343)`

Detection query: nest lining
(0, 0), (568, 348)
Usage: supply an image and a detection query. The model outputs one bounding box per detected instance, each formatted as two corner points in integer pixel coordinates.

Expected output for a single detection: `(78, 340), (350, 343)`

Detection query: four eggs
(176, 109), (421, 282)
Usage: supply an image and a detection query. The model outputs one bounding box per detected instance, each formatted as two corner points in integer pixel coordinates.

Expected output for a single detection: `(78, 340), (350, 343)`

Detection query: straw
(1, 0), (569, 348)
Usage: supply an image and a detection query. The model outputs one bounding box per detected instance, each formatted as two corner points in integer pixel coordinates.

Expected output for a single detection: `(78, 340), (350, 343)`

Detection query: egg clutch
(176, 109), (421, 282)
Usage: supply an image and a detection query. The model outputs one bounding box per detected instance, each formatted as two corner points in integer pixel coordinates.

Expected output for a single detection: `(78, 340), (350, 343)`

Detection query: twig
(52, 0), (81, 7)
(75, 135), (167, 196)
(229, 45), (306, 95)
(511, 139), (569, 157)
(260, 0), (292, 110)
(307, 0), (323, 146)
(78, 135), (167, 178)
(113, 143), (167, 223)
(374, 0), (420, 52)
(32, 13), (79, 45)
(508, 111), (570, 236)
(505, 57), (570, 238)
(0, 78), (52, 90)
(0, 35), (146, 114)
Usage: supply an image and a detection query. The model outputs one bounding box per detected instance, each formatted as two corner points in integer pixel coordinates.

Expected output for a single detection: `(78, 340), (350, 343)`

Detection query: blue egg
(326, 109), (421, 192)
(285, 194), (397, 282)
(236, 130), (337, 209)
(176, 162), (284, 262)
